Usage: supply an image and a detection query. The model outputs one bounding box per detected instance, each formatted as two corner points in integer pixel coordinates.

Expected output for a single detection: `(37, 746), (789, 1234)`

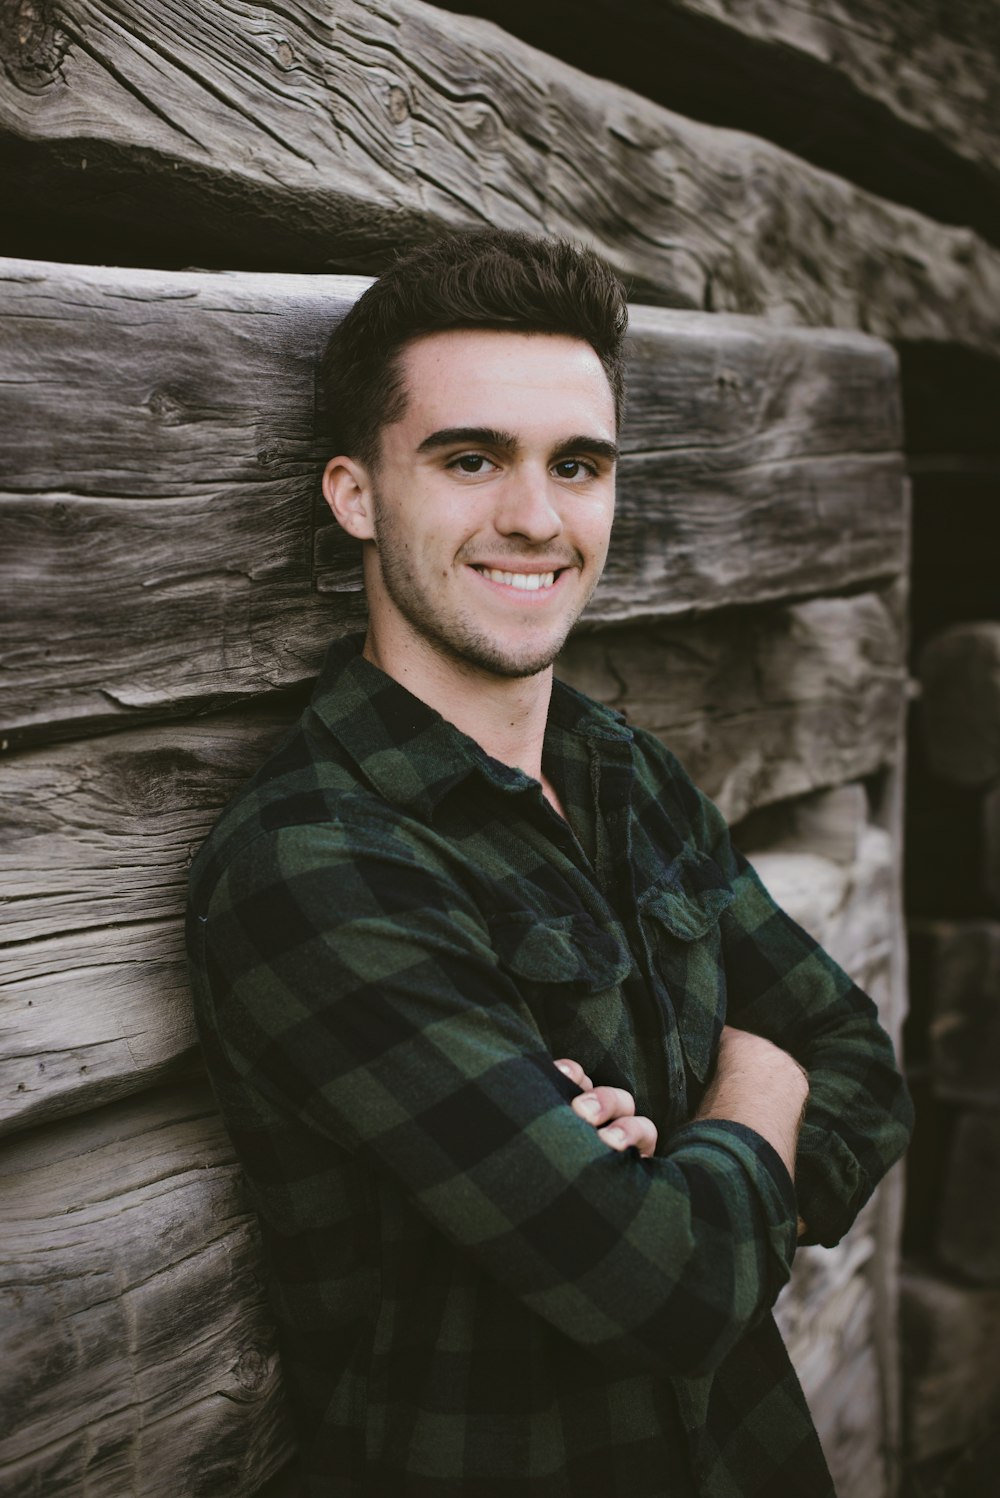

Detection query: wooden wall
(3, 0), (982, 1490)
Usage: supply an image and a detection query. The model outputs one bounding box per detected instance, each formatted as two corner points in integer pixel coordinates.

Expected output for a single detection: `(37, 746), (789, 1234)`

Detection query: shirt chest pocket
(640, 851), (735, 1084)
(486, 911), (634, 1062)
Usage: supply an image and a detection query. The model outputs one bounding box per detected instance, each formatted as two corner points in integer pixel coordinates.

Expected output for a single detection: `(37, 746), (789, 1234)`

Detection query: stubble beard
(370, 495), (597, 681)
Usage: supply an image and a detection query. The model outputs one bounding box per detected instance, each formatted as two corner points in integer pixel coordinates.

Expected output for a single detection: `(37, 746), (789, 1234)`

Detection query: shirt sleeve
(656, 752), (915, 1249)
(192, 817), (800, 1381)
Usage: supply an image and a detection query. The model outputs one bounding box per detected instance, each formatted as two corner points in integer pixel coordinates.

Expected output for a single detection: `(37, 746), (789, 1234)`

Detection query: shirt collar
(309, 633), (633, 817)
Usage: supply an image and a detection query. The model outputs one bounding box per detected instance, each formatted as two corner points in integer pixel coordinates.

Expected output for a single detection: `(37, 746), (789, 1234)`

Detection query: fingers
(572, 1085), (636, 1127)
(555, 1063), (659, 1156)
(598, 1114), (658, 1158)
(554, 1058), (593, 1092)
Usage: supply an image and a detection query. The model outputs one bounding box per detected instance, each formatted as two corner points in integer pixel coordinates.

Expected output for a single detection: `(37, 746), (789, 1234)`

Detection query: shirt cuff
(664, 1117), (800, 1287)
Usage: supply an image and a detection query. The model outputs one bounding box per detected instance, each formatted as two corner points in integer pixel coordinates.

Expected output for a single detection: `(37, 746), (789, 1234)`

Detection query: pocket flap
(639, 849), (734, 941)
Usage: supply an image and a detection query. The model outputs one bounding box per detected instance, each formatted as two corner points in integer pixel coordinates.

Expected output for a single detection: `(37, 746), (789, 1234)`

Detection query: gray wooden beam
(0, 259), (906, 745)
(1, 1), (999, 354)
(430, 0), (1000, 247)
(0, 1080), (294, 1495)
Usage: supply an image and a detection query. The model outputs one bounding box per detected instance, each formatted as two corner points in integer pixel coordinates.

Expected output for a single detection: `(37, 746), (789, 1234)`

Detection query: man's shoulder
(187, 697), (403, 912)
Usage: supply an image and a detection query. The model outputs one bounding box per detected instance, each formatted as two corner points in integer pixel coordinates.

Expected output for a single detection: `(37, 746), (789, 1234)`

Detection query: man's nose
(494, 467), (563, 542)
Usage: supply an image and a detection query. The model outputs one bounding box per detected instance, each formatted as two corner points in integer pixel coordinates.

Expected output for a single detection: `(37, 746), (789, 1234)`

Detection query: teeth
(480, 568), (556, 590)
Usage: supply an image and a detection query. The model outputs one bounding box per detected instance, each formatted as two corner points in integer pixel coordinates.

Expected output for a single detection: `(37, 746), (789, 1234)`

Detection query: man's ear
(322, 455), (376, 541)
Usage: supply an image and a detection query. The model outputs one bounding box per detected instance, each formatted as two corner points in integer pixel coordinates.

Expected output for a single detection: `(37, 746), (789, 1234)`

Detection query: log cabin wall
(1, 2), (994, 1493)
(897, 349), (1000, 1490)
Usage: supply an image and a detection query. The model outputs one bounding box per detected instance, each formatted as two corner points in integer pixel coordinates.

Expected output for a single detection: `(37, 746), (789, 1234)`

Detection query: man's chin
(456, 646), (559, 681)
(435, 629), (566, 682)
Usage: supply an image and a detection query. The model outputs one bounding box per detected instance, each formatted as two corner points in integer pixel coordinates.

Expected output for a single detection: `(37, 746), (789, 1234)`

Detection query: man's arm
(191, 819), (800, 1382)
(561, 1034), (808, 1187)
(649, 745), (914, 1249)
(695, 1025), (809, 1183)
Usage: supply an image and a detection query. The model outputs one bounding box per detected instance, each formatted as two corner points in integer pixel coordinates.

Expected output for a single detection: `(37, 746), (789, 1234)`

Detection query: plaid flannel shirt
(187, 634), (913, 1496)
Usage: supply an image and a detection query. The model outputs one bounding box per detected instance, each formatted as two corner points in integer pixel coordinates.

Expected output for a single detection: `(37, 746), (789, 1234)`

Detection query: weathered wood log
(2, 1), (1000, 355)
(0, 1079), (293, 1496)
(776, 1199), (886, 1498)
(1, 920), (197, 1137)
(772, 784), (871, 868)
(936, 1111), (1000, 1285)
(0, 258), (906, 746)
(433, 0), (1000, 247)
(761, 801), (902, 1495)
(0, 706), (295, 1137)
(809, 1336), (886, 1498)
(901, 1269), (1000, 1463)
(917, 623), (1000, 787)
(749, 823), (896, 1009)
(908, 921), (1000, 1109)
(777, 1198), (877, 1395)
(905, 747), (992, 920)
(0, 592), (904, 1137)
(987, 783), (1000, 913)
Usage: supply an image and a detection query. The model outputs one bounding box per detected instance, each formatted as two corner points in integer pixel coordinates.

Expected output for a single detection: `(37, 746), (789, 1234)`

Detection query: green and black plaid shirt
(187, 634), (912, 1496)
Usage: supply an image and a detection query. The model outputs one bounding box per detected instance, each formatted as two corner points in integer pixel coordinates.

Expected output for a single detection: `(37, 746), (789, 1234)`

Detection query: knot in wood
(146, 387), (188, 426)
(274, 39), (295, 70)
(0, 0), (69, 92)
(231, 1347), (269, 1394)
(471, 108), (499, 148)
(388, 85), (410, 124)
(714, 367), (743, 395)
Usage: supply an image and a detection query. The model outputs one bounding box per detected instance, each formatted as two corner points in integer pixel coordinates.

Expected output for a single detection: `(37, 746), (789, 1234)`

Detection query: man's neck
(362, 627), (558, 803)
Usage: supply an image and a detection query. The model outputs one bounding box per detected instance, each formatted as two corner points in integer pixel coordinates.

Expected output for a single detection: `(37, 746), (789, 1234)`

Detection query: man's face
(355, 329), (618, 680)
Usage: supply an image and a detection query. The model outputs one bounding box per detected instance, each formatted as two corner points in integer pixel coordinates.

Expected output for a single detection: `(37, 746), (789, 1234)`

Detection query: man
(187, 230), (912, 1496)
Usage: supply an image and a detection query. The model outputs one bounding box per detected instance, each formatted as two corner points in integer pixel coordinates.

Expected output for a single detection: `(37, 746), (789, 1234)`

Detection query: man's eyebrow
(416, 427), (518, 454)
(416, 427), (619, 463)
(551, 435), (619, 463)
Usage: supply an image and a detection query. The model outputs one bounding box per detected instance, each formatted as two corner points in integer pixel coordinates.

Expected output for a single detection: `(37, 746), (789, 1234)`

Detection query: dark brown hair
(320, 229), (628, 469)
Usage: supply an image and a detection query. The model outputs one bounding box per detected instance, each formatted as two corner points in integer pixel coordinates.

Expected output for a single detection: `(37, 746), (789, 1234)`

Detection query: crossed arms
(193, 772), (912, 1380)
(560, 1025), (810, 1216)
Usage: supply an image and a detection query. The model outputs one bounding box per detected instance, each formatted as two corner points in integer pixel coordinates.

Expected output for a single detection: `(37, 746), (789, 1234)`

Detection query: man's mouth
(474, 567), (559, 591)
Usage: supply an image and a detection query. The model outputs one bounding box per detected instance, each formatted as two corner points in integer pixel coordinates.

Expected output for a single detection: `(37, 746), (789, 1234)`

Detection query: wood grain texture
(0, 258), (906, 745)
(0, 260), (368, 745)
(1, 0), (999, 353)
(0, 592), (903, 1136)
(750, 824), (896, 1011)
(917, 622), (1000, 787)
(0, 706), (294, 1136)
(758, 804), (898, 1498)
(901, 1269), (1000, 1462)
(432, 0), (1000, 246)
(936, 1111), (1000, 1285)
(0, 1079), (293, 1496)
(777, 1201), (886, 1498)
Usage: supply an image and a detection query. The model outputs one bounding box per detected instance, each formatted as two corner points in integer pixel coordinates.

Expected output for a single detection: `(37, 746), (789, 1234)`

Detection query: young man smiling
(187, 231), (912, 1496)
(321, 326), (617, 816)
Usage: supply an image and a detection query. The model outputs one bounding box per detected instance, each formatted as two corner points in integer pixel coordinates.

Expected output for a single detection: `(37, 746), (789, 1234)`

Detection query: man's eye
(450, 453), (494, 474)
(553, 459), (595, 480)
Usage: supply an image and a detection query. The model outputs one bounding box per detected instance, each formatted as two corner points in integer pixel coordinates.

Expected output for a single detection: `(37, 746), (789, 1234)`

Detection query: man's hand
(696, 1025), (809, 1184)
(555, 1059), (658, 1157)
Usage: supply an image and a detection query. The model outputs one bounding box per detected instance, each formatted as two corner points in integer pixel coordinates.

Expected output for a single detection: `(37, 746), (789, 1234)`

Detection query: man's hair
(320, 229), (628, 469)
